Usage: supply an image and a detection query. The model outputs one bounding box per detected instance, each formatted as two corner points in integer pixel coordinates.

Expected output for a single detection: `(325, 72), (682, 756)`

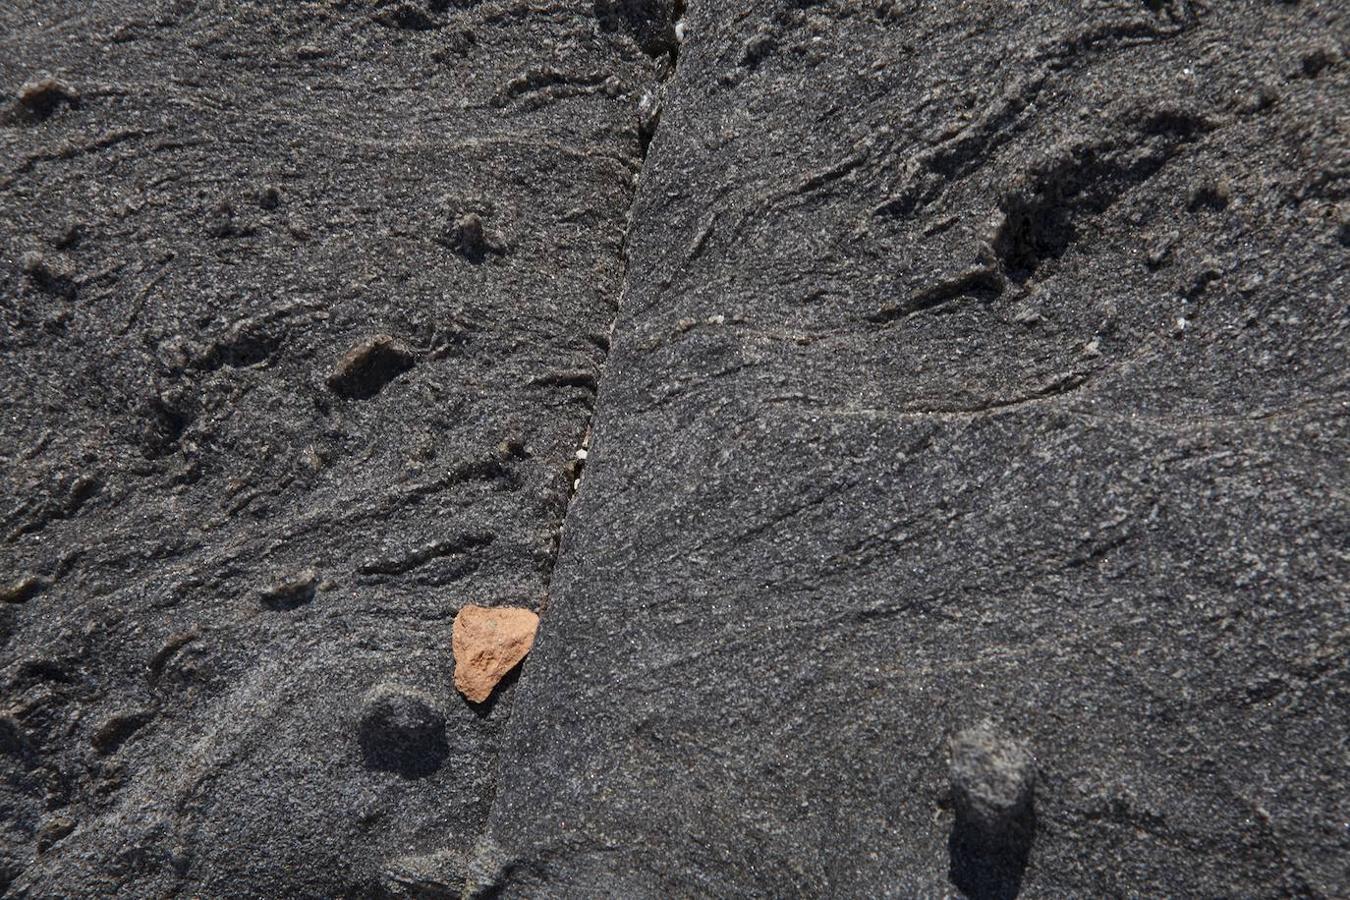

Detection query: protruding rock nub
(594, 0), (678, 58)
(91, 710), (154, 755)
(949, 721), (1036, 842)
(327, 335), (415, 400)
(15, 77), (80, 121)
(259, 568), (319, 610)
(452, 213), (488, 260)
(443, 212), (509, 262)
(357, 684), (448, 778)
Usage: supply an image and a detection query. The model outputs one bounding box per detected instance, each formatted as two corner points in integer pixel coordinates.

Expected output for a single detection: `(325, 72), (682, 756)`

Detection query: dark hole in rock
(991, 197), (1075, 281)
(19, 658), (76, 684)
(373, 2), (442, 31)
(139, 393), (193, 459)
(195, 320), (285, 371)
(0, 715), (34, 760)
(594, 0), (678, 58)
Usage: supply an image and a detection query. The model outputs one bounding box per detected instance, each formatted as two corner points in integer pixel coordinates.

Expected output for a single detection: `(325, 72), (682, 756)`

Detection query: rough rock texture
(0, 1), (664, 895)
(2, 0), (1347, 898)
(453, 605), (540, 704)
(475, 1), (1349, 897)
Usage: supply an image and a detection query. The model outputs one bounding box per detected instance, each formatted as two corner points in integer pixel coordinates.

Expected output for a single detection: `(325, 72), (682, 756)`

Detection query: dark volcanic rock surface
(2, 0), (1347, 898)
(476, 1), (1349, 897)
(0, 1), (662, 895)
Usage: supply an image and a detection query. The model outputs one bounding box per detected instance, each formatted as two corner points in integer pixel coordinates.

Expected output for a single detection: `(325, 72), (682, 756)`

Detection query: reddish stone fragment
(452, 606), (539, 704)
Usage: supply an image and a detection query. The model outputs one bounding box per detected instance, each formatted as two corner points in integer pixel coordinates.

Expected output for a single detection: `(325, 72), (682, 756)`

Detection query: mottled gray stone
(2, 0), (1346, 897)
(0, 0), (665, 895)
(477, 1), (1350, 897)
(949, 722), (1035, 842)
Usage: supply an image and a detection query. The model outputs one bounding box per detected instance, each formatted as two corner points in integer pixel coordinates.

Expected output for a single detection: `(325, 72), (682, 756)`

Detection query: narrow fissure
(462, 5), (690, 893)
(540, 0), (689, 592)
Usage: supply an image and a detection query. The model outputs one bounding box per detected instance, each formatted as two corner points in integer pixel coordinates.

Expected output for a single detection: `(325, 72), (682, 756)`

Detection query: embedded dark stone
(327, 335), (416, 400)
(14, 77), (79, 121)
(259, 568), (319, 610)
(358, 685), (449, 778)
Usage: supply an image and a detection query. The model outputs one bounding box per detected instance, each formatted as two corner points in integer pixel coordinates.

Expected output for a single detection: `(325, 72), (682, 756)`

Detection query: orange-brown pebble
(452, 605), (539, 704)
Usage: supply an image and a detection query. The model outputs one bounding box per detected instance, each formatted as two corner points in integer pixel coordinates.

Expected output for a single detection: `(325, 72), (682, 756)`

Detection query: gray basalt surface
(0, 1), (665, 895)
(475, 1), (1348, 897)
(2, 1), (1348, 898)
